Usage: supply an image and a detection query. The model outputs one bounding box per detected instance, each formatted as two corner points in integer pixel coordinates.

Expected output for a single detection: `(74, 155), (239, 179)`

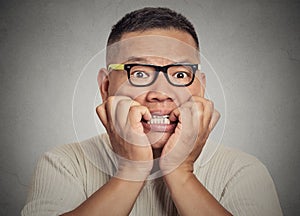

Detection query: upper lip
(148, 109), (174, 116)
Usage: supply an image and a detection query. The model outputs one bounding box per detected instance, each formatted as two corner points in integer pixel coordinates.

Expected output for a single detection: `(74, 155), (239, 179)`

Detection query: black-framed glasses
(108, 63), (200, 87)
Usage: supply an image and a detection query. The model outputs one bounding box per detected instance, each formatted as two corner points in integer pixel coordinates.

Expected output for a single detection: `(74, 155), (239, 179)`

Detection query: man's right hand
(96, 96), (153, 180)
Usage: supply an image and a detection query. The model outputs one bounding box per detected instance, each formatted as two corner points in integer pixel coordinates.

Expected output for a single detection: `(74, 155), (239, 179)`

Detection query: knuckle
(198, 110), (204, 117)
(96, 103), (105, 114)
(96, 105), (102, 113)
(206, 100), (214, 108)
(214, 110), (221, 118)
(129, 107), (137, 115)
(118, 99), (128, 108)
(208, 100), (214, 106)
(106, 96), (115, 103)
(131, 100), (141, 106)
(129, 106), (138, 113)
(197, 102), (204, 109)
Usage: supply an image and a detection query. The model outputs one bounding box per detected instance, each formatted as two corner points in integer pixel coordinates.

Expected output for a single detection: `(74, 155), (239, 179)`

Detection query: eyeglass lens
(128, 64), (195, 86)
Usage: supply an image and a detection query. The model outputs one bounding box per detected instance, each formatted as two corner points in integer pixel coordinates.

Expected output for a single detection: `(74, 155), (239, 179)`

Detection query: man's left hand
(159, 96), (220, 175)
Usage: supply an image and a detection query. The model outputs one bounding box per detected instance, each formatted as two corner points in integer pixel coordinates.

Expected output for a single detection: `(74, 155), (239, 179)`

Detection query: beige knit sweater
(22, 134), (282, 216)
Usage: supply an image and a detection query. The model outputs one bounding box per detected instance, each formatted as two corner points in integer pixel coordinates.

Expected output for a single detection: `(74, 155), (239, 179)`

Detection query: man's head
(107, 7), (199, 49)
(98, 7), (205, 149)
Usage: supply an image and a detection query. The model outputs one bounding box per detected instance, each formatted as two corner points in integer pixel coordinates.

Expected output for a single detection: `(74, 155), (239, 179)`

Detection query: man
(22, 7), (282, 216)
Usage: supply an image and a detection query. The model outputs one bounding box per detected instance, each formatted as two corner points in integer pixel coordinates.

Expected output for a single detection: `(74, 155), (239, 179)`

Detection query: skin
(62, 29), (231, 216)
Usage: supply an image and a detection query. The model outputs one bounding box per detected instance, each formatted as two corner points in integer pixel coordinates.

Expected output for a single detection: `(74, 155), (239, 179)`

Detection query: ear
(199, 72), (206, 97)
(97, 68), (109, 101)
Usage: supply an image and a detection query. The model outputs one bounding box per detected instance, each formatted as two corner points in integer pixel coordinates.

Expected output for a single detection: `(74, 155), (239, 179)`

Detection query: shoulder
(197, 145), (282, 215)
(195, 142), (267, 180)
(38, 134), (111, 174)
(210, 145), (273, 186)
(210, 145), (272, 185)
(195, 145), (271, 197)
(44, 134), (109, 160)
(22, 135), (111, 215)
(206, 145), (266, 173)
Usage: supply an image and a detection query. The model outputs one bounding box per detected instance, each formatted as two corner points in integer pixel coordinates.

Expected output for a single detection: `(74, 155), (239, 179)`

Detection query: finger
(203, 100), (214, 130)
(191, 101), (203, 130)
(172, 100), (202, 129)
(128, 105), (151, 131)
(169, 108), (180, 123)
(115, 98), (135, 127)
(96, 102), (108, 129)
(120, 104), (151, 147)
(170, 106), (195, 147)
(180, 106), (193, 131)
(189, 96), (214, 130)
(106, 96), (132, 128)
(126, 105), (152, 147)
(104, 96), (117, 132)
(169, 100), (195, 122)
(209, 109), (220, 132)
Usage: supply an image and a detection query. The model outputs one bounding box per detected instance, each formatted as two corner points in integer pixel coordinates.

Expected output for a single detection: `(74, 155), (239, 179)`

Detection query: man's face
(100, 29), (205, 149)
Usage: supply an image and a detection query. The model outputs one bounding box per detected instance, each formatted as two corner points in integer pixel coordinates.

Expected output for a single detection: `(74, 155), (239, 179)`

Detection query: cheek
(188, 79), (202, 96)
(133, 95), (147, 104)
(107, 76), (131, 96)
(107, 77), (202, 104)
(108, 72), (150, 98)
(111, 84), (149, 99)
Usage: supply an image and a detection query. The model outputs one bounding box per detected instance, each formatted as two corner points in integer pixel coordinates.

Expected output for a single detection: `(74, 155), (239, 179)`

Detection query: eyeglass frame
(107, 63), (201, 87)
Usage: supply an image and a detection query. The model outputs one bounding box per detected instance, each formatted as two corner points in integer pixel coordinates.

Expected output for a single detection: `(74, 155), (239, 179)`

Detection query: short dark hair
(107, 7), (199, 48)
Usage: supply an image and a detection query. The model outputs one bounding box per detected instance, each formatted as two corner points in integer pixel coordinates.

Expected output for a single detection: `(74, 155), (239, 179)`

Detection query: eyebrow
(123, 56), (149, 63)
(173, 59), (194, 64)
(123, 56), (198, 64)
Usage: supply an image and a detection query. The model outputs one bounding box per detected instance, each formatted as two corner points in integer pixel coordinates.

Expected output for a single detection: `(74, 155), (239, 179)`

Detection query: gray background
(0, 0), (299, 215)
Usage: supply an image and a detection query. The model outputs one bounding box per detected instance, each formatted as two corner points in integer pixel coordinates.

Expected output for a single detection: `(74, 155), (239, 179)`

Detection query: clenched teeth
(147, 115), (170, 125)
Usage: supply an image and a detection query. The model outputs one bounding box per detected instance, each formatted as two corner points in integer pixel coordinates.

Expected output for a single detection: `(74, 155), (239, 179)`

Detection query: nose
(145, 73), (175, 102)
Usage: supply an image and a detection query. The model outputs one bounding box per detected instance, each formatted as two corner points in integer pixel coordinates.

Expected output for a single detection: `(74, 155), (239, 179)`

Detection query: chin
(146, 131), (172, 149)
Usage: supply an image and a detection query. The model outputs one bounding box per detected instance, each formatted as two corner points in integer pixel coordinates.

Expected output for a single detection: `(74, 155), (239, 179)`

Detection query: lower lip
(142, 121), (176, 132)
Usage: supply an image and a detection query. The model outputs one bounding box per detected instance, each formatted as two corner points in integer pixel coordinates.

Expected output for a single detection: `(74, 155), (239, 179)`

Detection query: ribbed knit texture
(22, 134), (282, 216)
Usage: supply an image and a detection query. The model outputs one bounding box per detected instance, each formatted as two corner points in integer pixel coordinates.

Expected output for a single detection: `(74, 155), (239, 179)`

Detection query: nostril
(146, 91), (174, 102)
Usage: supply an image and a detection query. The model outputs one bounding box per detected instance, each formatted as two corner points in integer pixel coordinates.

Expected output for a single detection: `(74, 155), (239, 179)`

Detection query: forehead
(106, 29), (200, 65)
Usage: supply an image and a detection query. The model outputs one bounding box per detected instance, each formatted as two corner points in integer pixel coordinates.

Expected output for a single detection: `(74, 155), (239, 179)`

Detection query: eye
(131, 71), (149, 78)
(173, 71), (189, 79)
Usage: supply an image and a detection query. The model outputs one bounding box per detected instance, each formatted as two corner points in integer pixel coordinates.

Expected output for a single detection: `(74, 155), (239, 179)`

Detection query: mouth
(142, 114), (177, 132)
(147, 115), (171, 124)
